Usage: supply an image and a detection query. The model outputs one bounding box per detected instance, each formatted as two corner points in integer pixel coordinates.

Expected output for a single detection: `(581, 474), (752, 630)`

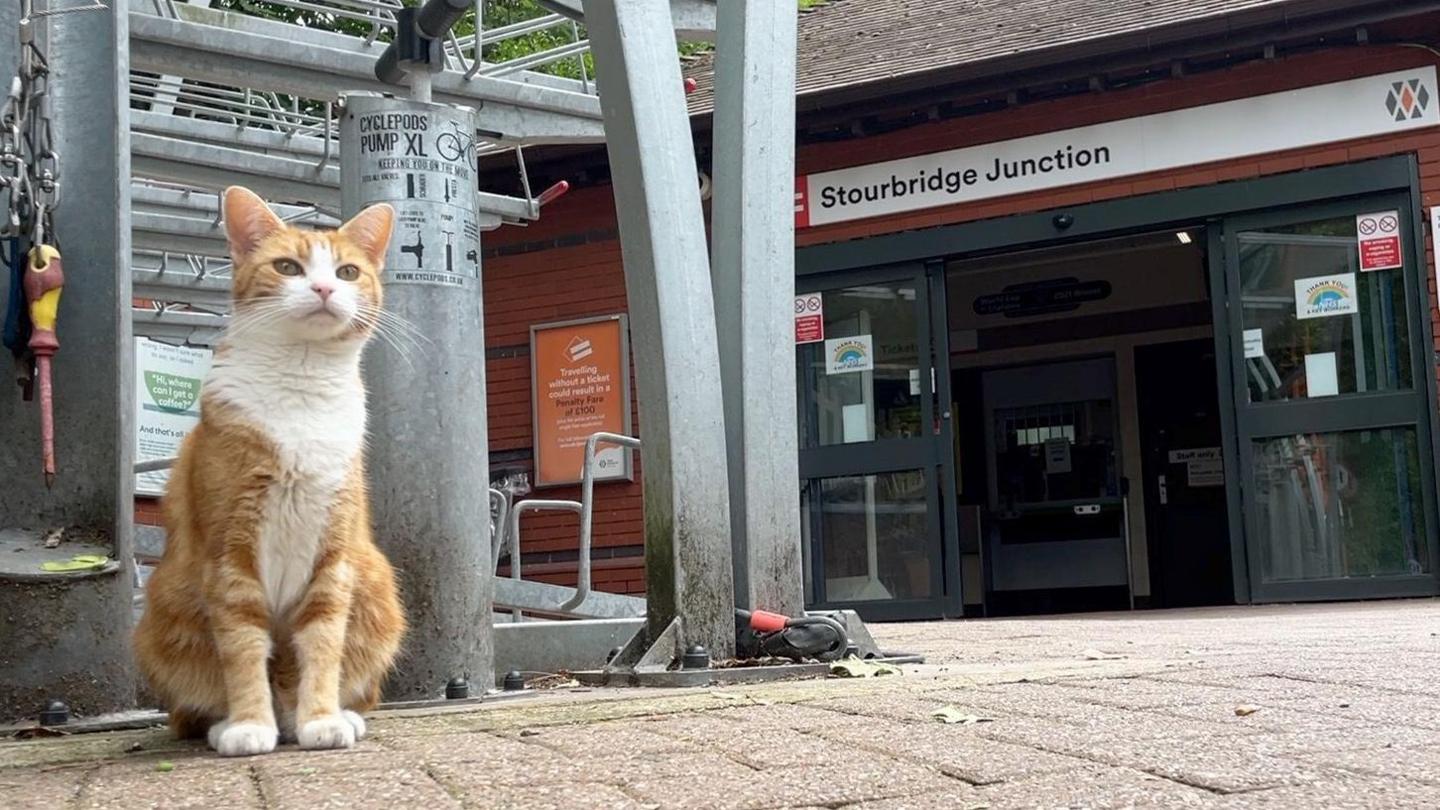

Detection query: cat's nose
(311, 282), (334, 301)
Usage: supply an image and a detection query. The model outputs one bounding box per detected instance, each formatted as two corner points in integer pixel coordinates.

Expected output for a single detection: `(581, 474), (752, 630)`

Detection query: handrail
(506, 498), (580, 621)
(501, 431), (641, 617)
(567, 432), (640, 612)
(134, 457), (177, 474)
(487, 486), (510, 569)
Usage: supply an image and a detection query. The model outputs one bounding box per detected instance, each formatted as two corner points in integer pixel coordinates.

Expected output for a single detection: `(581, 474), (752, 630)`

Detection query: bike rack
(499, 431), (642, 619)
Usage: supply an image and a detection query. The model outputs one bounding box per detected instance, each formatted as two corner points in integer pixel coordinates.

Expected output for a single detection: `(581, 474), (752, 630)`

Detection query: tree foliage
(212, 0), (715, 82)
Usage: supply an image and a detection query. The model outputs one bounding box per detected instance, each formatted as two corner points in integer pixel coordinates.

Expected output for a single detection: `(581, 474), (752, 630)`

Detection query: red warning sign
(794, 293), (824, 344)
(1357, 210), (1402, 272)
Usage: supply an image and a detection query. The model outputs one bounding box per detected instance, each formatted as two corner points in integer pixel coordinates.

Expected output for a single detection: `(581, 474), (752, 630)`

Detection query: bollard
(339, 94), (494, 699)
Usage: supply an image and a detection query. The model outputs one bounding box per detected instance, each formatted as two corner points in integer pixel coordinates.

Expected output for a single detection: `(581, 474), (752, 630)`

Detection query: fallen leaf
(1234, 705), (1260, 717)
(155, 761), (175, 773)
(519, 729), (541, 737)
(930, 706), (993, 725)
(1082, 649), (1125, 661)
(525, 674), (580, 690)
(829, 660), (902, 678)
(125, 742), (144, 753)
(11, 726), (66, 739)
(708, 691), (745, 701)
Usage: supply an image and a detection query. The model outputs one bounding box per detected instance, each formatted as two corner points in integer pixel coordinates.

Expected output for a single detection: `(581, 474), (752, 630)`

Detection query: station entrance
(948, 230), (1232, 615)
(796, 161), (1440, 620)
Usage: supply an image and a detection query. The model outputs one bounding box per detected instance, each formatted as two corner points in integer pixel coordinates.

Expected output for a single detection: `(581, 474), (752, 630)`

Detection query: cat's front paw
(209, 721), (279, 757)
(297, 714), (356, 750)
(341, 709), (367, 740)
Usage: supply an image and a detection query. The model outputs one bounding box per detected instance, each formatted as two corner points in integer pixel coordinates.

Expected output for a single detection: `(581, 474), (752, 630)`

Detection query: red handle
(536, 180), (570, 207)
(748, 610), (789, 633)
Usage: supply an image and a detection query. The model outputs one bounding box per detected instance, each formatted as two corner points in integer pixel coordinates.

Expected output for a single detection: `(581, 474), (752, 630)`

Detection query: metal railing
(141, 0), (595, 94)
(500, 432), (640, 617)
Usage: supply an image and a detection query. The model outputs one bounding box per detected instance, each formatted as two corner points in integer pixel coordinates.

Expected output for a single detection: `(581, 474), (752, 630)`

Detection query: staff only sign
(794, 67), (1439, 228)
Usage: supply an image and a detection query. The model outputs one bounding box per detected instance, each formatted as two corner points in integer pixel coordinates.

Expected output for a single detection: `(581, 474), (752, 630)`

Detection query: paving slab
(624, 752), (957, 809)
(259, 763), (460, 810)
(6, 601), (1440, 808)
(1287, 744), (1440, 787)
(425, 746), (756, 789)
(1208, 776), (1440, 809)
(1042, 734), (1336, 794)
(0, 765), (91, 810)
(82, 759), (262, 809)
(811, 718), (1091, 786)
(973, 765), (1218, 809)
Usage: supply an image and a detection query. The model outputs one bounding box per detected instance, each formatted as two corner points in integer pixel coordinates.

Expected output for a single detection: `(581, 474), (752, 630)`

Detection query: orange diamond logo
(1388, 79), (1430, 122)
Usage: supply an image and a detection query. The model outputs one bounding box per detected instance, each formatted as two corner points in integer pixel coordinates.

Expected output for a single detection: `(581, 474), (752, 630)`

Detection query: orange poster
(530, 315), (633, 487)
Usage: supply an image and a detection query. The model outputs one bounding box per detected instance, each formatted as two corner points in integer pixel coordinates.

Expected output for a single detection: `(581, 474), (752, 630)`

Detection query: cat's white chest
(207, 354), (366, 618)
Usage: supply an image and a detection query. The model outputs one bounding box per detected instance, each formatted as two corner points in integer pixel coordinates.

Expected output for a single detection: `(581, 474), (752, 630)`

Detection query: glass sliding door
(796, 264), (954, 619)
(1223, 195), (1440, 601)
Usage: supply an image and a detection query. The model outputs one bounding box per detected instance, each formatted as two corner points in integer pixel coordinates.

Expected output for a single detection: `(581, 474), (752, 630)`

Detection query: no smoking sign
(794, 292), (824, 344)
(1357, 210), (1402, 272)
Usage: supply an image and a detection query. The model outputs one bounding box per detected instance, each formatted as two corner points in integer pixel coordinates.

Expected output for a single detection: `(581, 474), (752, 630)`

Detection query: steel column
(585, 0), (736, 661)
(339, 95), (493, 699)
(0, 1), (137, 719)
(709, 0), (802, 615)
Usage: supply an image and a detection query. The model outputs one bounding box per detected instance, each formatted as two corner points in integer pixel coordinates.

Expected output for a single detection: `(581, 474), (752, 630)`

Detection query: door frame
(1217, 192), (1440, 602)
(796, 155), (1439, 607)
(796, 263), (959, 620)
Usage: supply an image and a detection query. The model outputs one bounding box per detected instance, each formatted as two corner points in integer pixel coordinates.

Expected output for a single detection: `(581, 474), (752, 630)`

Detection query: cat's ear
(338, 203), (394, 267)
(222, 186), (285, 262)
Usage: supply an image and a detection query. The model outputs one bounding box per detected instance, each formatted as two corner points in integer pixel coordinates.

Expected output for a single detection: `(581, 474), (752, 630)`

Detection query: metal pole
(709, 0), (802, 615)
(585, 0), (736, 662)
(339, 94), (493, 699)
(409, 71), (433, 104)
(0, 0), (138, 718)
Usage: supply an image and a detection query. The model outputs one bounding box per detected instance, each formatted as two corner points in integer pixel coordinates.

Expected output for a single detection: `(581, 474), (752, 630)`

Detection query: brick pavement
(5, 600), (1440, 808)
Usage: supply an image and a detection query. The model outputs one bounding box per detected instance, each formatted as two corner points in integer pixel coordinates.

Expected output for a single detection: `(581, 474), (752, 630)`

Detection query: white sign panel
(353, 104), (481, 288)
(1242, 328), (1266, 359)
(825, 334), (874, 375)
(1168, 447), (1222, 464)
(1188, 458), (1225, 488)
(1306, 352), (1340, 398)
(135, 338), (213, 496)
(1294, 273), (1358, 320)
(1044, 438), (1072, 475)
(1168, 447), (1224, 488)
(795, 67), (1438, 228)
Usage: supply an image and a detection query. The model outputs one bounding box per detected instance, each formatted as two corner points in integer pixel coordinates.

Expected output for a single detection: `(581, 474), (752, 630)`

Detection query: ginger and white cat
(134, 186), (406, 757)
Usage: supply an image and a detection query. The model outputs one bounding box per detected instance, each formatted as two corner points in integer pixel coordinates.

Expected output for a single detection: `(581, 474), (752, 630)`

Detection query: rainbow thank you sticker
(1294, 273), (1357, 320)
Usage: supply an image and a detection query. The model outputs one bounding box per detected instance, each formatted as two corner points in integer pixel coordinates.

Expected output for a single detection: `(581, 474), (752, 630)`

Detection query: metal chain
(1, 0), (109, 245)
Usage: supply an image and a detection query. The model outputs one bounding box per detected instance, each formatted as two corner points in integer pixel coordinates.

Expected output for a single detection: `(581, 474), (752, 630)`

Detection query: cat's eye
(336, 264), (361, 282)
(273, 259), (304, 277)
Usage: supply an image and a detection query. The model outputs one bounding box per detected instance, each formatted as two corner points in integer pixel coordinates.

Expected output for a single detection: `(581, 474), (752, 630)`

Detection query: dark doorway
(1136, 339), (1233, 607)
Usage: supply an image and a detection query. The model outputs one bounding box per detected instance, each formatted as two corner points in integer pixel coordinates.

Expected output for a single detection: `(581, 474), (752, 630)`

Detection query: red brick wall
(136, 497), (163, 527)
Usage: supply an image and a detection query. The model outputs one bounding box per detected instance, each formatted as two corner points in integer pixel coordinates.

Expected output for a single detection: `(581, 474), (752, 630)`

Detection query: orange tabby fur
(134, 186), (406, 756)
